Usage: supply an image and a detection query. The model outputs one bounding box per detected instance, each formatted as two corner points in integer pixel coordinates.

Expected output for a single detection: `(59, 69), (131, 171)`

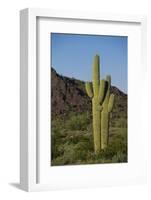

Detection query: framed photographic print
(20, 8), (147, 191)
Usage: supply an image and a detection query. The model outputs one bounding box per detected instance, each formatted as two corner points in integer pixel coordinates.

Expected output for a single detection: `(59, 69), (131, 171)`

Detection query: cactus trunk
(92, 98), (101, 153)
(101, 111), (109, 149)
(85, 55), (103, 153)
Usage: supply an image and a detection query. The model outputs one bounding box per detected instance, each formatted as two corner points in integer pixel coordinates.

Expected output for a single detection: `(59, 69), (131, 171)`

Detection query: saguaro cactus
(101, 76), (115, 149)
(85, 55), (106, 153)
(85, 55), (115, 152)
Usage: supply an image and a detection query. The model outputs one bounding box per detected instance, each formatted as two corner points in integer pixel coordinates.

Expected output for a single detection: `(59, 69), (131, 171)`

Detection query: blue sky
(51, 33), (127, 93)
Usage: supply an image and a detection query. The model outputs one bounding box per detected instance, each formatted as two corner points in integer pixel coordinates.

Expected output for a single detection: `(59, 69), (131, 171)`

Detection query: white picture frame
(20, 8), (147, 192)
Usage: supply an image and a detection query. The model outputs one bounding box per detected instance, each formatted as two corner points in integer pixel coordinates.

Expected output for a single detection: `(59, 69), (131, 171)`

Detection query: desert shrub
(114, 118), (127, 128)
(111, 151), (127, 163)
(52, 143), (88, 165)
(66, 112), (91, 131)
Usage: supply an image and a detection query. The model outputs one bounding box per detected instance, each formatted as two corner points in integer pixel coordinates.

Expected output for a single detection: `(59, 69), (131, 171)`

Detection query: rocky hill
(51, 67), (127, 120)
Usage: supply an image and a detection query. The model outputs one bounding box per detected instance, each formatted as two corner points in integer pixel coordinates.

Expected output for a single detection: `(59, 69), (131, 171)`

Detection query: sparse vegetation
(51, 111), (127, 166)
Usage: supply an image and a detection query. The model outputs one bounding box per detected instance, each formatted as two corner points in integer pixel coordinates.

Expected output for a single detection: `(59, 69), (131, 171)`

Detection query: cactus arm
(108, 94), (115, 112)
(101, 75), (115, 149)
(92, 55), (100, 96)
(85, 82), (93, 98)
(98, 79), (106, 104)
(103, 75), (111, 104)
(106, 75), (111, 86)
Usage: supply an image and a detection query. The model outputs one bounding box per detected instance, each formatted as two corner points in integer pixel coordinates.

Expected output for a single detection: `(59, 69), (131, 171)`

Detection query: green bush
(114, 118), (127, 128)
(66, 112), (91, 131)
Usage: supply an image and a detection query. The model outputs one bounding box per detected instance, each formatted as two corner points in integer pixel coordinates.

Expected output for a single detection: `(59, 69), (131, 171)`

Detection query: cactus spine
(85, 55), (115, 152)
(85, 55), (106, 153)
